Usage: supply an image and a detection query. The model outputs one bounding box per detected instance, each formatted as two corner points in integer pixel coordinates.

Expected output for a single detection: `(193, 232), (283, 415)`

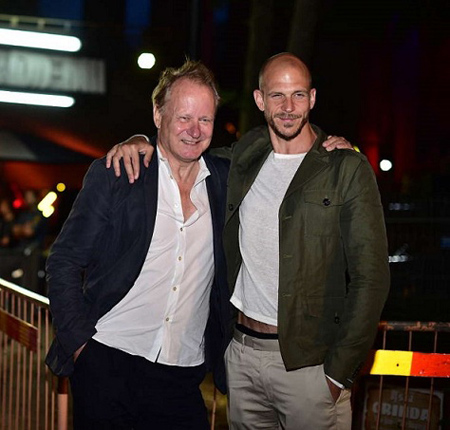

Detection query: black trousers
(69, 339), (210, 430)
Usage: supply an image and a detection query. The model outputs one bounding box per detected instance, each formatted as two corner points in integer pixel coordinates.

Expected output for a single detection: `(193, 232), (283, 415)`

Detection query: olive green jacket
(219, 124), (390, 388)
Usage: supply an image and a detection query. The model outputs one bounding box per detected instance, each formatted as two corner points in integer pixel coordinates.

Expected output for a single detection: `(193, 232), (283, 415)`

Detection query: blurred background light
(380, 159), (393, 172)
(56, 182), (66, 192)
(0, 28), (82, 52)
(0, 90), (75, 107)
(38, 191), (57, 218)
(137, 52), (156, 69)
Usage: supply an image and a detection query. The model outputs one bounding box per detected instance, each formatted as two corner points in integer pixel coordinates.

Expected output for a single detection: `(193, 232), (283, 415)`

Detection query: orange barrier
(369, 350), (450, 378)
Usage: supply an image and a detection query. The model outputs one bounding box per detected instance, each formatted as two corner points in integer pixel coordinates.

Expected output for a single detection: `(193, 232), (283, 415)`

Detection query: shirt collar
(156, 146), (211, 186)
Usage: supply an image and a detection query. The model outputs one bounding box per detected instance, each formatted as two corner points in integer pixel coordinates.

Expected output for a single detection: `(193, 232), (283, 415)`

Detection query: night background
(0, 0), (449, 320)
(0, 2), (449, 428)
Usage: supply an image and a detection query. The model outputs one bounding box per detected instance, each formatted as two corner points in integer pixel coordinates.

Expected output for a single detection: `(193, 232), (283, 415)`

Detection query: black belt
(233, 328), (280, 351)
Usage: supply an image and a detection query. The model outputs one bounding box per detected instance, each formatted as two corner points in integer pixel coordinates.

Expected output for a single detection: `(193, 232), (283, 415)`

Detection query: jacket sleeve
(324, 158), (390, 387)
(46, 158), (114, 359)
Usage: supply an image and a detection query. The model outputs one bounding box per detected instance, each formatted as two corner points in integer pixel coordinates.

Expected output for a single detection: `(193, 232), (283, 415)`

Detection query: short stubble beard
(266, 113), (309, 141)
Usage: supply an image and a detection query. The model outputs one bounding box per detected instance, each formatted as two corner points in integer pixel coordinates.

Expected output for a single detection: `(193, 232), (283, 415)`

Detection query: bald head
(253, 52), (316, 149)
(258, 53), (312, 91)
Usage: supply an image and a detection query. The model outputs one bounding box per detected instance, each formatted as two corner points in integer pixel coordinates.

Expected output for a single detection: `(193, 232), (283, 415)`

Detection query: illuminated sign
(0, 49), (106, 94)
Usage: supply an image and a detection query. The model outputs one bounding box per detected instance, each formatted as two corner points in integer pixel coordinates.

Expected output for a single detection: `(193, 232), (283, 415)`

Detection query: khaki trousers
(225, 330), (352, 430)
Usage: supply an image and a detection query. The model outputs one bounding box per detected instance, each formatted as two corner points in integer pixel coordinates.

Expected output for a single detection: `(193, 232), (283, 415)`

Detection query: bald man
(106, 53), (389, 430)
(220, 53), (389, 429)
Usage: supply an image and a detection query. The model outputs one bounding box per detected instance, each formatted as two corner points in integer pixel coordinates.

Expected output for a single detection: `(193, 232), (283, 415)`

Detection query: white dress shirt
(93, 148), (214, 367)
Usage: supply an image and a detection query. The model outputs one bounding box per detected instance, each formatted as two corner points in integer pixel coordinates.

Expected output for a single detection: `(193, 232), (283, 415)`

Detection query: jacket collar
(284, 124), (331, 198)
(232, 124), (332, 204)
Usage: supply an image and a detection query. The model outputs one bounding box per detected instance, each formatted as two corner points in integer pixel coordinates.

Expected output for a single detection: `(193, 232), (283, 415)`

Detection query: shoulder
(82, 156), (150, 196)
(235, 125), (269, 150)
(334, 147), (368, 164)
(320, 143), (372, 172)
(203, 153), (230, 176)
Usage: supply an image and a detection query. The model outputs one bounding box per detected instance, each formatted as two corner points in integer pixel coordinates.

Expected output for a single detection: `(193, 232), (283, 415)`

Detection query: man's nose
(282, 97), (294, 112)
(187, 122), (201, 138)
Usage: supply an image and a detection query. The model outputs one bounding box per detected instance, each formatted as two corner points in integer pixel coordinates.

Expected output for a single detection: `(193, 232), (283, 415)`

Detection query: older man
(107, 53), (389, 430)
(46, 60), (231, 430)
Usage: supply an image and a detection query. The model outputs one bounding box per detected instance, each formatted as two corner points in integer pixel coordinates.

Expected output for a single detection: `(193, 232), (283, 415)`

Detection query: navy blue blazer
(45, 150), (231, 393)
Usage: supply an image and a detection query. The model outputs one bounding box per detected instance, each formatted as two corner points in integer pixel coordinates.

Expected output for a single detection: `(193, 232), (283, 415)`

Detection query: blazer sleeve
(324, 157), (390, 387)
(46, 158), (114, 358)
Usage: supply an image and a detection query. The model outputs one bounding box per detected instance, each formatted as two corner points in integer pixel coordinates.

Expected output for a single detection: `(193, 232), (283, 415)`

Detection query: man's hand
(322, 135), (354, 152)
(326, 377), (342, 403)
(106, 134), (153, 183)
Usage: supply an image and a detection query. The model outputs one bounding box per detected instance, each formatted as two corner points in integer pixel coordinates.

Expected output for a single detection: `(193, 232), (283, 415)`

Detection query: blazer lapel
(204, 157), (222, 237)
(143, 154), (159, 246)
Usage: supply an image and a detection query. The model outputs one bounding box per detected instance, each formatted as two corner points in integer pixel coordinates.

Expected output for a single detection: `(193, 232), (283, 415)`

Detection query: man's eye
(271, 94), (282, 99)
(294, 92), (308, 99)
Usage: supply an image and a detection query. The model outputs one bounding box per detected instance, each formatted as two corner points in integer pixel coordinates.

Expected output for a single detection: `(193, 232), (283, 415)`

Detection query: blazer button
(334, 316), (340, 324)
(228, 204), (234, 211)
(323, 198), (331, 206)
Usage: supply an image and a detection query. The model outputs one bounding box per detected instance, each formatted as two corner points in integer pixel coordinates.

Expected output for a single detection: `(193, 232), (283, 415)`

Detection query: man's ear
(253, 89), (265, 112)
(309, 88), (317, 110)
(153, 105), (161, 129)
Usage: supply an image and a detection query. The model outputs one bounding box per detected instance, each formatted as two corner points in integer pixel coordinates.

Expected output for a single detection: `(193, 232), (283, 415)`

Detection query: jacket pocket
(304, 190), (343, 237)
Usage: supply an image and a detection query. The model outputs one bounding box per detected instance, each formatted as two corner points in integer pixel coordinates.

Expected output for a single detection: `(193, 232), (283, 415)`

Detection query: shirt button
(180, 227), (183, 232)
(172, 286), (177, 292)
(178, 256), (182, 261)
(170, 175), (174, 180)
(165, 317), (170, 322)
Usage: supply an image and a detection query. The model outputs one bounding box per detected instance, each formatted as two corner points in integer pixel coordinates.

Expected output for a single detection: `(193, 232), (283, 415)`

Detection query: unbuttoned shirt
(93, 148), (214, 367)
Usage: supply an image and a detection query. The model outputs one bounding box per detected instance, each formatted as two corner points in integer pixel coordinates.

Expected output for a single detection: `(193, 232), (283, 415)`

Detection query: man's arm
(47, 160), (114, 359)
(325, 157), (390, 387)
(105, 134), (354, 182)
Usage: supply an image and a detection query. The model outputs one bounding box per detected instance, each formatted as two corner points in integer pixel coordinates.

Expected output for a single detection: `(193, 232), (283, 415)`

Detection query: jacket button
(228, 204), (234, 211)
(334, 316), (340, 324)
(323, 198), (331, 206)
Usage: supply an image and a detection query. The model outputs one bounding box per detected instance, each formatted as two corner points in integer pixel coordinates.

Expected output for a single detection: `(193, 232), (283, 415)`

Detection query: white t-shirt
(231, 151), (306, 326)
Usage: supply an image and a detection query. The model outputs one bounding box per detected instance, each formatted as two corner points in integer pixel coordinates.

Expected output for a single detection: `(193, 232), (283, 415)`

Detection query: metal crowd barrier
(0, 278), (68, 430)
(1, 276), (449, 430)
(353, 321), (450, 430)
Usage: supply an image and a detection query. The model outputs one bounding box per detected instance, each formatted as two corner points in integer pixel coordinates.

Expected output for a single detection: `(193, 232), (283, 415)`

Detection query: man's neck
(170, 161), (200, 186)
(157, 145), (200, 186)
(269, 123), (316, 154)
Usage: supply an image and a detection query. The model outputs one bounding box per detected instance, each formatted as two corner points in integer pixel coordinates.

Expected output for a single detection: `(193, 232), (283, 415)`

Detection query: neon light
(0, 28), (81, 52)
(0, 90), (74, 108)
